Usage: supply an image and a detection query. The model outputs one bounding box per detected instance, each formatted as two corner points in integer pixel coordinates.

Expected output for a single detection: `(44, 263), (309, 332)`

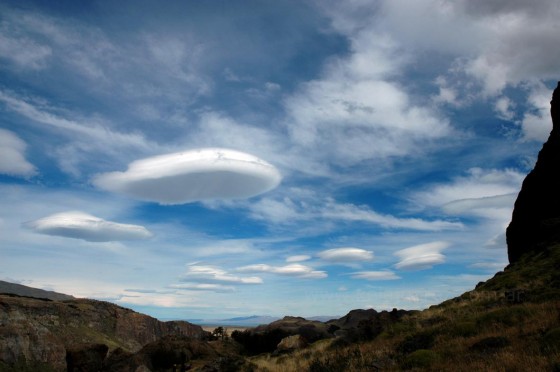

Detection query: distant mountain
(189, 315), (342, 327)
(305, 315), (340, 322)
(0, 280), (74, 301)
(190, 315), (280, 327)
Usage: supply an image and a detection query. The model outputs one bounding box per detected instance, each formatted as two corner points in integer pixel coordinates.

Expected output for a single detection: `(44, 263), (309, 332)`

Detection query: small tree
(213, 326), (225, 341)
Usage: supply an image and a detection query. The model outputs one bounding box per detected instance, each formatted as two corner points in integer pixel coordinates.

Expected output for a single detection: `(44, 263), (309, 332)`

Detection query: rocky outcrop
(506, 82), (560, 263)
(254, 316), (333, 342)
(327, 308), (414, 341)
(0, 293), (208, 371)
(276, 334), (308, 353)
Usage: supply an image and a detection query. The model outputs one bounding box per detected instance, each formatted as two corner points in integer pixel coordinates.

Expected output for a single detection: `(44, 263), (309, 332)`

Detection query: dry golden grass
(246, 300), (560, 371)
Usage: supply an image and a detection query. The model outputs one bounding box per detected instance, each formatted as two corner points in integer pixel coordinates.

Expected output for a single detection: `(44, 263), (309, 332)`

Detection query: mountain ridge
(0, 280), (75, 302)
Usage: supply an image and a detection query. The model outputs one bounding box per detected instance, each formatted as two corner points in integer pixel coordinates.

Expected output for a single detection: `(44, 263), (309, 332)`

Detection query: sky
(1, 0), (559, 321)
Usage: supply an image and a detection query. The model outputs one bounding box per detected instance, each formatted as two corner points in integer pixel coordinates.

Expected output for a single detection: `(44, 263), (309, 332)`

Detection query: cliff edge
(506, 81), (560, 263)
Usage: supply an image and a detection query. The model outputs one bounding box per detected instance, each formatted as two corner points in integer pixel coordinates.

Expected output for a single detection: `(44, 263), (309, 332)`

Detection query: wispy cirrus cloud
(408, 168), (523, 221)
(0, 129), (36, 177)
(180, 264), (262, 285)
(249, 190), (463, 232)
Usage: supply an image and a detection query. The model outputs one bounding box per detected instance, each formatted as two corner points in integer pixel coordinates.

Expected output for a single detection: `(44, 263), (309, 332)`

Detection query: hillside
(0, 292), (208, 371)
(0, 280), (74, 301)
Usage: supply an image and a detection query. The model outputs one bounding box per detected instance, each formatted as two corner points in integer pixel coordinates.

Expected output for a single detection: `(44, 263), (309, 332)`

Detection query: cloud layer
(25, 211), (153, 242)
(94, 148), (282, 204)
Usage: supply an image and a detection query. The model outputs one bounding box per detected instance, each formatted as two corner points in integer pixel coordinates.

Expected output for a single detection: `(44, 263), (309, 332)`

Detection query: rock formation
(326, 308), (413, 341)
(506, 81), (560, 263)
(0, 293), (207, 371)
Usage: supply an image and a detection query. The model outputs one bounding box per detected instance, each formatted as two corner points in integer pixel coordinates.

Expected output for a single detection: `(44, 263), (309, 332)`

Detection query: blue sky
(1, 0), (559, 320)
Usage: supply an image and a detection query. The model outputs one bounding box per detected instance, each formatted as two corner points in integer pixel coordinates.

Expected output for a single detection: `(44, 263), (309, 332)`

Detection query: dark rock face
(327, 308), (414, 342)
(66, 343), (109, 372)
(506, 81), (560, 263)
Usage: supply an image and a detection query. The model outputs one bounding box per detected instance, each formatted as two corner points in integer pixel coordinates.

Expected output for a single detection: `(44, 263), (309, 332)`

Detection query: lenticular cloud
(26, 211), (153, 242)
(93, 148), (282, 204)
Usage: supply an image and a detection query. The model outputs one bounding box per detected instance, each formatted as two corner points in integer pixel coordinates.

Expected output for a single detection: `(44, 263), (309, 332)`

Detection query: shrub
(231, 329), (290, 355)
(396, 331), (435, 354)
(476, 306), (532, 328)
(469, 336), (510, 353)
(447, 321), (478, 337)
(541, 327), (560, 353)
(403, 349), (440, 369)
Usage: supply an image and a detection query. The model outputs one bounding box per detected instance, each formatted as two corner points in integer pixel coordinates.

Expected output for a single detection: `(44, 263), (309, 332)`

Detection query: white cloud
(169, 283), (235, 293)
(284, 70), (451, 168)
(277, 2), (452, 173)
(236, 263), (327, 279)
(181, 264), (262, 285)
(378, 0), (560, 96)
(350, 271), (400, 281)
(409, 167), (523, 221)
(494, 96), (515, 120)
(318, 247), (374, 262)
(520, 82), (555, 142)
(93, 148), (282, 204)
(24, 211), (153, 242)
(286, 255), (311, 263)
(0, 129), (36, 177)
(461, 1), (560, 94)
(394, 241), (449, 270)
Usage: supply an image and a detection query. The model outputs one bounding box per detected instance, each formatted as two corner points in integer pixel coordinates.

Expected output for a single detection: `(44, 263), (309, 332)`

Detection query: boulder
(276, 334), (308, 353)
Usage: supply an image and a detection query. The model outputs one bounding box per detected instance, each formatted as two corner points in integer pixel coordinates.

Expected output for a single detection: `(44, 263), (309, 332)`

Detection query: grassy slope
(248, 246), (560, 371)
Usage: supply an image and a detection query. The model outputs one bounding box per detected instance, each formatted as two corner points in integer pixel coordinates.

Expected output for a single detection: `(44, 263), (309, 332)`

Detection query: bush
(541, 327), (560, 353)
(469, 336), (510, 353)
(231, 329), (290, 355)
(403, 349), (440, 369)
(397, 331), (435, 354)
(476, 306), (532, 328)
(307, 347), (364, 372)
(447, 321), (478, 337)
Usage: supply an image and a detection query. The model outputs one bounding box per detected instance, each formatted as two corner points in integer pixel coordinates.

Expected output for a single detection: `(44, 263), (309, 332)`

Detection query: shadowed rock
(506, 81), (560, 263)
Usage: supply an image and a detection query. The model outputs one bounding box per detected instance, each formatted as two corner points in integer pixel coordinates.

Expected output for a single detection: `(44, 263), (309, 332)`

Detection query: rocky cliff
(506, 81), (560, 263)
(0, 293), (207, 371)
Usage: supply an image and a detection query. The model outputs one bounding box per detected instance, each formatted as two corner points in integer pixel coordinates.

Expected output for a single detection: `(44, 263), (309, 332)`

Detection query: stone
(276, 334), (308, 353)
